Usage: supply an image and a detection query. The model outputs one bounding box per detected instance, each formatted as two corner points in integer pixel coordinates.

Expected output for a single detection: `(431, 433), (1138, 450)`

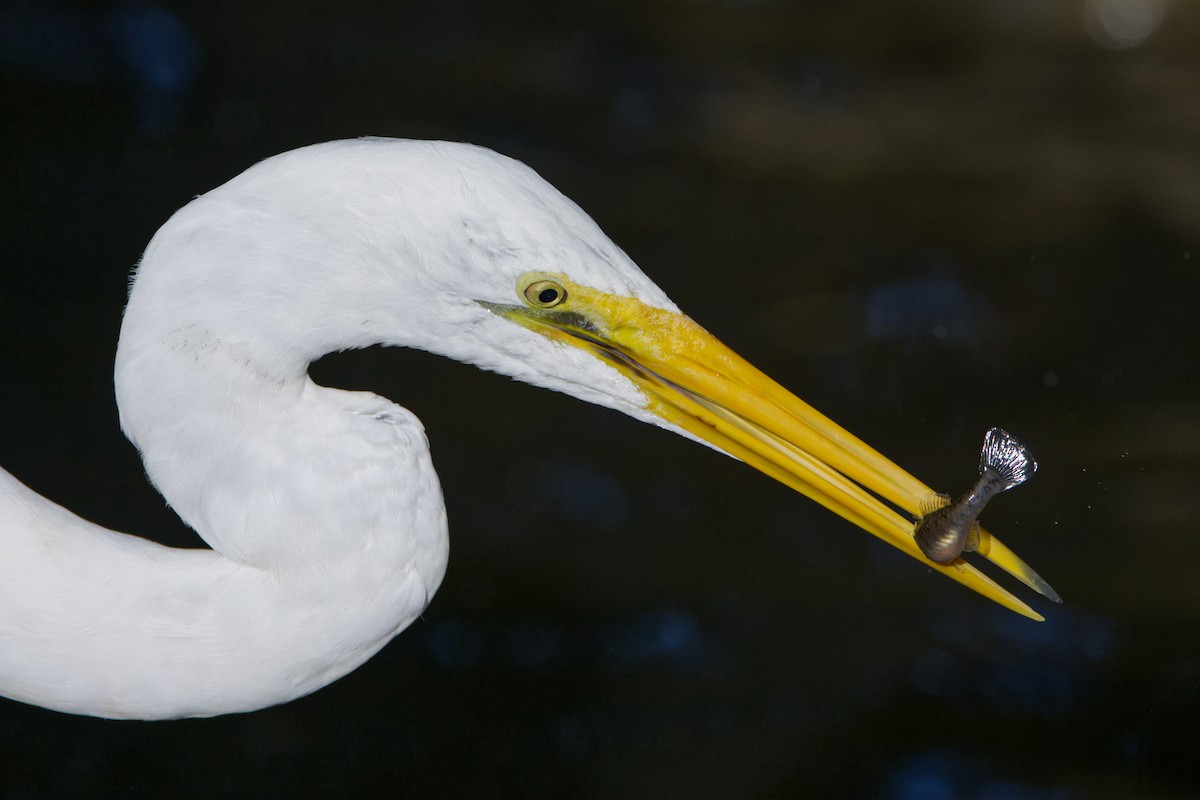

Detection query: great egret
(0, 139), (1057, 720)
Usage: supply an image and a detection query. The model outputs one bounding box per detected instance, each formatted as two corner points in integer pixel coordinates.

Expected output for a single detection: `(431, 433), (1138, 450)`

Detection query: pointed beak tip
(506, 282), (1060, 620)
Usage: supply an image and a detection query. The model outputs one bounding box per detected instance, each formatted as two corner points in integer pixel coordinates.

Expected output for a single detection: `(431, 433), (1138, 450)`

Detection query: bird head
(338, 139), (1054, 618)
(125, 138), (1056, 618)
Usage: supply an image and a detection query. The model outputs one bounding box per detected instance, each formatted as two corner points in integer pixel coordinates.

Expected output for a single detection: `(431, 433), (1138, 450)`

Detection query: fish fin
(962, 523), (981, 553)
(979, 427), (1037, 491)
(919, 492), (952, 517)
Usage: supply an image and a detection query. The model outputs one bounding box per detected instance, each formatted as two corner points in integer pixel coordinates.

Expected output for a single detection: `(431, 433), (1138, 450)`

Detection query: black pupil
(538, 288), (559, 304)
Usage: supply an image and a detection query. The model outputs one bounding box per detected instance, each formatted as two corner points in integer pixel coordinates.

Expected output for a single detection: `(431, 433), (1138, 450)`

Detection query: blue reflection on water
(0, 1), (107, 83)
(425, 605), (714, 677)
(524, 457), (633, 533)
(600, 606), (704, 671)
(428, 617), (485, 671)
(883, 749), (1075, 800)
(0, 1), (202, 136)
(886, 750), (966, 800)
(106, 6), (201, 94)
(916, 602), (1115, 716)
(503, 622), (563, 669)
(106, 5), (202, 136)
(864, 272), (988, 349)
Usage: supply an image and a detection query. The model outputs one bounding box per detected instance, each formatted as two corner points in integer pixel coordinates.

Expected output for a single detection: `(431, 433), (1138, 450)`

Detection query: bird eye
(524, 279), (567, 308)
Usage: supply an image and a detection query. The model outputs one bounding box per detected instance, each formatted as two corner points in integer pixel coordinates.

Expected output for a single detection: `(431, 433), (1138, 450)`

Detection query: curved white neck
(0, 352), (448, 719)
(0, 218), (451, 719)
(0, 137), (668, 719)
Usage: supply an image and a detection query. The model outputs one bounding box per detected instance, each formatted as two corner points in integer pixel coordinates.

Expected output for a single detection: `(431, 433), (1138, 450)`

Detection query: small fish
(914, 428), (1037, 564)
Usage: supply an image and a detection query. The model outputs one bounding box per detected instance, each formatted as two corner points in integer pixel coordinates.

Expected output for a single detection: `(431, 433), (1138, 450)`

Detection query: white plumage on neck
(0, 138), (675, 719)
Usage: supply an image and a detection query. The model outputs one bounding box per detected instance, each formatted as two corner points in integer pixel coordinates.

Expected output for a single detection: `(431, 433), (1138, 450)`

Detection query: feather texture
(0, 139), (676, 719)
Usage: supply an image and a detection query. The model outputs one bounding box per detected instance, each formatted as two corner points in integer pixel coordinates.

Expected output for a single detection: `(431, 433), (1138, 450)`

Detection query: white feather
(0, 138), (682, 719)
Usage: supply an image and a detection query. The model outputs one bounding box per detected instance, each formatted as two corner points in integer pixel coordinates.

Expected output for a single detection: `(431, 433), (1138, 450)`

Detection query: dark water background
(2, 1), (1198, 797)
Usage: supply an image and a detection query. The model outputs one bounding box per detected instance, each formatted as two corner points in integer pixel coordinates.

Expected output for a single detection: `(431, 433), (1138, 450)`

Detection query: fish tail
(979, 427), (1037, 491)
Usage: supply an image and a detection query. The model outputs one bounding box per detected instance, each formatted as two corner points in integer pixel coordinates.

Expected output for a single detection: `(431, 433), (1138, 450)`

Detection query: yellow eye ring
(523, 279), (567, 308)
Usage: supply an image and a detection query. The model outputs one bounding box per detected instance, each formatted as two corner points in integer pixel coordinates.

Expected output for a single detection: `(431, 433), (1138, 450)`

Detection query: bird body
(3, 278), (453, 718)
(2, 139), (639, 718)
(0, 139), (1055, 720)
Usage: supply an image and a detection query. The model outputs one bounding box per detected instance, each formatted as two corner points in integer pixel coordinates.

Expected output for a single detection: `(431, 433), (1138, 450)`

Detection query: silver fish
(914, 428), (1037, 564)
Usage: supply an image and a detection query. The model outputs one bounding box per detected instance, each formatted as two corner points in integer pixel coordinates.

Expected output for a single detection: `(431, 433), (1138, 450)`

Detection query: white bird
(0, 139), (1057, 720)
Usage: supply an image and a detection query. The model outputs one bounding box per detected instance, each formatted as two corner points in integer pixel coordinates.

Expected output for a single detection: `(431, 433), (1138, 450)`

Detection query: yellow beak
(488, 273), (1060, 621)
